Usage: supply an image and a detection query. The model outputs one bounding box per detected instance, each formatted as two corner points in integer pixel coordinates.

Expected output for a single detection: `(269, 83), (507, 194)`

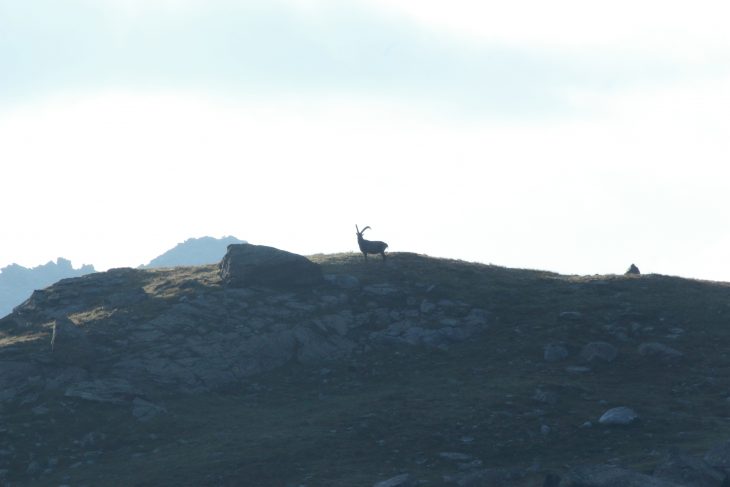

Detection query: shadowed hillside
(1, 250), (730, 486)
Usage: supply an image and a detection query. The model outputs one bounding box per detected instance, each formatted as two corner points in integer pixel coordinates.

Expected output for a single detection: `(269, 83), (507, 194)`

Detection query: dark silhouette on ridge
(355, 225), (388, 262)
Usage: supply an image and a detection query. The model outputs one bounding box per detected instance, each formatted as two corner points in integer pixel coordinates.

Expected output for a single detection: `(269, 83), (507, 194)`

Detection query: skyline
(2, 1), (730, 280)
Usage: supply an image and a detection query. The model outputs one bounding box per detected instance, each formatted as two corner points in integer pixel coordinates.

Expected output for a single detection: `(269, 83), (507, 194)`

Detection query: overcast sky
(1, 0), (729, 280)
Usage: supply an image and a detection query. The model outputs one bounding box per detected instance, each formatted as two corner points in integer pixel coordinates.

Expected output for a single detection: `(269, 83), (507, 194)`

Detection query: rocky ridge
(2, 247), (730, 485)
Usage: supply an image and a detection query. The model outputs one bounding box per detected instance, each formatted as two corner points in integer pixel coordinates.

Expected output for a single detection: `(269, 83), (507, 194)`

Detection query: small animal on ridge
(355, 225), (388, 262)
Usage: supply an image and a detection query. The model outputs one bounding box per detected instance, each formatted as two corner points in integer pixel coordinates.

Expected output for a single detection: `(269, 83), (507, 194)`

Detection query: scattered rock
(0, 361), (39, 403)
(533, 388), (558, 405)
(653, 449), (727, 487)
(26, 460), (41, 476)
(439, 452), (474, 461)
(363, 283), (400, 296)
(580, 342), (618, 363)
(559, 311), (583, 320)
(543, 472), (561, 487)
(598, 406), (639, 425)
(50, 317), (85, 350)
(323, 274), (360, 290)
(373, 473), (415, 487)
(704, 439), (730, 473)
(444, 467), (527, 487)
(544, 343), (569, 362)
(562, 464), (681, 486)
(80, 431), (107, 448)
(464, 308), (490, 328)
(420, 299), (437, 314)
(638, 342), (684, 361)
(219, 244), (323, 289)
(32, 405), (50, 415)
(50, 317), (98, 365)
(132, 397), (167, 422)
(64, 379), (139, 404)
(565, 366), (592, 374)
(44, 367), (89, 390)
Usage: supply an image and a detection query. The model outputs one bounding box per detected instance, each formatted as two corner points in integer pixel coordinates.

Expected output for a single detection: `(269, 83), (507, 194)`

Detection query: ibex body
(356, 225), (388, 262)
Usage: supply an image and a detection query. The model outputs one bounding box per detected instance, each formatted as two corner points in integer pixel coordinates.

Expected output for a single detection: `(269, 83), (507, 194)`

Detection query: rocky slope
(2, 247), (730, 486)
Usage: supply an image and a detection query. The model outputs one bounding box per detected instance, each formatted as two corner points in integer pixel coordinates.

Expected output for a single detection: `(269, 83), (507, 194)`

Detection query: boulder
(653, 449), (727, 487)
(598, 406), (639, 425)
(626, 264), (641, 275)
(219, 244), (323, 289)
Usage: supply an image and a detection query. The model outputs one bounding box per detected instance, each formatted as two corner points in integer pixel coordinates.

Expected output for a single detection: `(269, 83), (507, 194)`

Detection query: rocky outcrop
(625, 264), (641, 275)
(4, 250), (730, 486)
(0, 249), (494, 401)
(219, 244), (323, 289)
(598, 406), (640, 425)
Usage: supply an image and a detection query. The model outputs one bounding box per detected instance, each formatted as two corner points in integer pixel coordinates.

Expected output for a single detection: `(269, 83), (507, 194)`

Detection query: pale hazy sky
(2, 0), (730, 280)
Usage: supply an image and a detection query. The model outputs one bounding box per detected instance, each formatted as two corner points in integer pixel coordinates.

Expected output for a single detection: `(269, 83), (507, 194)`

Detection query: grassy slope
(2, 252), (729, 486)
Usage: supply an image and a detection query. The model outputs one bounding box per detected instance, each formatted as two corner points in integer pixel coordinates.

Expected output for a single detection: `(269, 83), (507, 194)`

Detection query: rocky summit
(2, 249), (730, 486)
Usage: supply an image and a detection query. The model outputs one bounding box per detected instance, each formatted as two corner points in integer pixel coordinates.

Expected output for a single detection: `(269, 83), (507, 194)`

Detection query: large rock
(625, 264), (641, 275)
(653, 449), (727, 487)
(598, 406), (640, 425)
(219, 244), (323, 289)
(562, 464), (681, 486)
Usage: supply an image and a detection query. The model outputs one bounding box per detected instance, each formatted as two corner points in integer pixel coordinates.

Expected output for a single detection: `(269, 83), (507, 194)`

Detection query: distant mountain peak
(0, 258), (95, 318)
(142, 235), (246, 268)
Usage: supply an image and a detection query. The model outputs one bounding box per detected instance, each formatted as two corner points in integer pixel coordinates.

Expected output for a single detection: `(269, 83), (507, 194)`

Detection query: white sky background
(1, 0), (730, 280)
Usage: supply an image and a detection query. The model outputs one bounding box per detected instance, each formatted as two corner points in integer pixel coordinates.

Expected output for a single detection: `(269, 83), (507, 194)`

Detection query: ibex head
(355, 225), (371, 238)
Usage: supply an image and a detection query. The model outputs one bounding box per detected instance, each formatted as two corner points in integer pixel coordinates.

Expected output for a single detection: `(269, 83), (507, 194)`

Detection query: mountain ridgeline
(0, 258), (94, 318)
(0, 236), (245, 320)
(2, 244), (730, 486)
(142, 236), (246, 268)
